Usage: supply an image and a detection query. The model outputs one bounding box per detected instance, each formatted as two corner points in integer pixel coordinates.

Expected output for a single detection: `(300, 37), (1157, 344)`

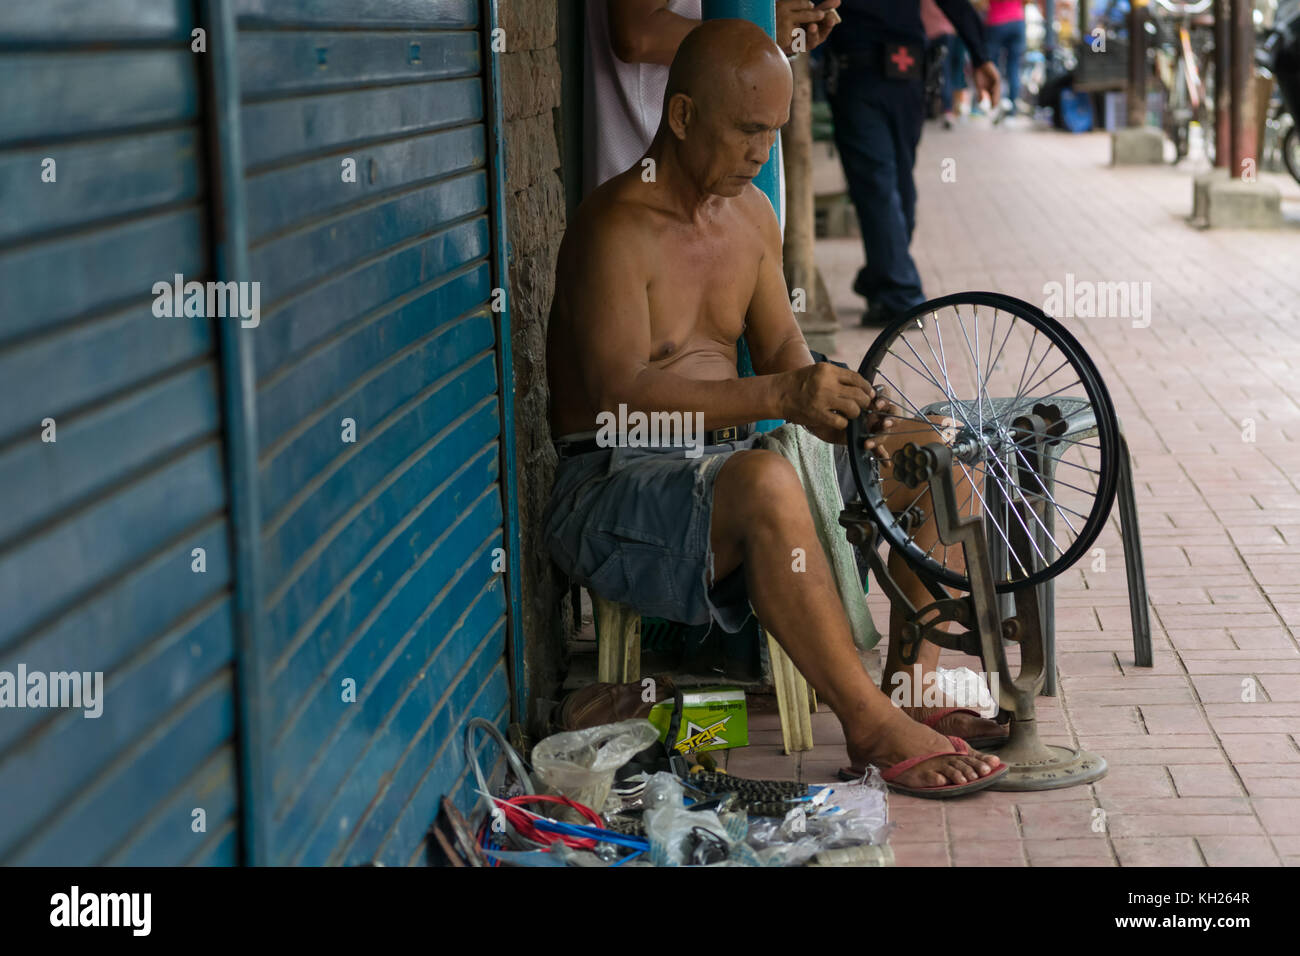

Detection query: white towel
(757, 424), (882, 651)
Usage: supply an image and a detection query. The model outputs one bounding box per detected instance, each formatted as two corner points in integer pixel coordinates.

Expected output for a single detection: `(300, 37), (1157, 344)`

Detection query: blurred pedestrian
(986, 0), (1027, 123)
(825, 0), (999, 326)
(920, 0), (968, 129)
(921, 0), (956, 124)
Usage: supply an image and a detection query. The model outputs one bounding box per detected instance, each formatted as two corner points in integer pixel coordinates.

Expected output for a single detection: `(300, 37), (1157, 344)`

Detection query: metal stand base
(987, 720), (1108, 791)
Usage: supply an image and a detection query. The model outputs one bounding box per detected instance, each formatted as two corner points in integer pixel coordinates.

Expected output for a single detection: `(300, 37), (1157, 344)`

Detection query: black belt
(830, 41), (924, 81)
(554, 423), (753, 460)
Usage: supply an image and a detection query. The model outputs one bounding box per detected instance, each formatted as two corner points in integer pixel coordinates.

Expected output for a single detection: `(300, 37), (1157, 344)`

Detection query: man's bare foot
(845, 707), (1002, 790)
(901, 705), (1008, 746)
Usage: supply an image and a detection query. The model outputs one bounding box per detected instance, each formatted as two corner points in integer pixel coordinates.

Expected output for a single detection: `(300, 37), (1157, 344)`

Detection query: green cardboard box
(647, 685), (748, 753)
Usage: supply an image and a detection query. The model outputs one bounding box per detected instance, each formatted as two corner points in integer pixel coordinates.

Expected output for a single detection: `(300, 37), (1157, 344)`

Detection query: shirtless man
(544, 19), (1004, 794)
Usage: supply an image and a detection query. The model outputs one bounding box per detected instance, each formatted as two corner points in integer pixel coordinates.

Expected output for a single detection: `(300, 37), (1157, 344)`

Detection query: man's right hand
(779, 363), (878, 437)
(776, 0), (831, 56)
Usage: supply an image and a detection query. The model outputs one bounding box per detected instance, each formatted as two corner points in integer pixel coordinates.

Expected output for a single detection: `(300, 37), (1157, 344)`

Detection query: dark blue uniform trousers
(828, 65), (927, 315)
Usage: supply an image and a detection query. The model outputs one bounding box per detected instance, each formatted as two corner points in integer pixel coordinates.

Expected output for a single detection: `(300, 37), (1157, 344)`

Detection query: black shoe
(851, 272), (871, 300)
(860, 303), (904, 328)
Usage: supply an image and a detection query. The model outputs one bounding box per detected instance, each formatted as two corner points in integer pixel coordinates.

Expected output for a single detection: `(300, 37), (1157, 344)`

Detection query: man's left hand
(808, 386), (898, 448)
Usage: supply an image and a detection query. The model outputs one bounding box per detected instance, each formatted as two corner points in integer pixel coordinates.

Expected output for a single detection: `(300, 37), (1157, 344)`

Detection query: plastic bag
(646, 803), (743, 866)
(531, 719), (660, 811)
(642, 771), (685, 812)
(746, 769), (892, 866)
(934, 666), (997, 717)
(642, 772), (752, 866)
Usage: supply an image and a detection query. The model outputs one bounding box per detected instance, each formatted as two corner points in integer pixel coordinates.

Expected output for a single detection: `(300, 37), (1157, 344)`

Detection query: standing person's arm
(607, 0), (698, 65)
(936, 0), (1002, 101)
(608, 0), (841, 65)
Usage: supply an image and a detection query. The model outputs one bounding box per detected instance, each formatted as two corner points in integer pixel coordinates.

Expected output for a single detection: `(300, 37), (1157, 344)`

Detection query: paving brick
(891, 842), (951, 866)
(1251, 798), (1300, 834)
(1196, 835), (1283, 866)
(1093, 765), (1177, 798)
(1207, 716), (1300, 734)
(1236, 763), (1300, 797)
(1229, 629), (1298, 650)
(1136, 705), (1213, 735)
(1169, 765), (1246, 797)
(1103, 748), (1228, 766)
(1260, 675), (1300, 700)
(1080, 733), (1217, 750)
(1111, 837), (1204, 867)
(1023, 837), (1115, 866)
(1098, 796), (1253, 816)
(724, 746), (799, 780)
(1067, 705), (1145, 735)
(1016, 801), (1101, 840)
(1107, 814), (1264, 838)
(1191, 675), (1268, 703)
(1218, 734), (1300, 764)
(949, 841), (1029, 866)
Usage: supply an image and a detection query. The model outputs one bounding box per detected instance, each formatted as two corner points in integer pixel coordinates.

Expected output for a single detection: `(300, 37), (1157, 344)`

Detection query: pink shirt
(987, 1), (1026, 27)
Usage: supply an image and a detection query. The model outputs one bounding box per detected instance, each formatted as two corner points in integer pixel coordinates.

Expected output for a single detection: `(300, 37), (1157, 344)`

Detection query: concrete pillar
(1192, 0), (1283, 227)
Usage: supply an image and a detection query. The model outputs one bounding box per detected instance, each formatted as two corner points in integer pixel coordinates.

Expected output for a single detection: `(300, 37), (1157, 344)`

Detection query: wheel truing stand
(840, 416), (1107, 792)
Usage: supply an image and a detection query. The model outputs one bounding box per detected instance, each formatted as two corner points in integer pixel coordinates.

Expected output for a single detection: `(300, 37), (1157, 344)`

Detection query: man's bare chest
(644, 230), (762, 356)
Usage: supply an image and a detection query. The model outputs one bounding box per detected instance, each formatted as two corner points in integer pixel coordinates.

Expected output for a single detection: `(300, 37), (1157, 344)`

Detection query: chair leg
(1037, 473), (1058, 697)
(593, 594), (641, 684)
(766, 632), (815, 754)
(1116, 430), (1152, 667)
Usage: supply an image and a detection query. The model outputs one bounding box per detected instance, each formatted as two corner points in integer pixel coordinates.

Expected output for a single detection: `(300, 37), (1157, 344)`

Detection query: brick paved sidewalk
(722, 122), (1300, 866)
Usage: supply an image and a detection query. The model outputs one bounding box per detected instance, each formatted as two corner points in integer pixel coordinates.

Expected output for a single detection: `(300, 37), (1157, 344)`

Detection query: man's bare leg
(709, 448), (1001, 787)
(875, 423), (1005, 741)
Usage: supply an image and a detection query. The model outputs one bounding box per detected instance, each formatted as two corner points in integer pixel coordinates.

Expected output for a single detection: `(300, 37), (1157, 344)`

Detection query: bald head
(664, 18), (790, 118)
(656, 19), (792, 198)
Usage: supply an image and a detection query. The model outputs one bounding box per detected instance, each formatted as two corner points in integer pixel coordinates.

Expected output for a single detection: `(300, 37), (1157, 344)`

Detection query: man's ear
(666, 92), (695, 140)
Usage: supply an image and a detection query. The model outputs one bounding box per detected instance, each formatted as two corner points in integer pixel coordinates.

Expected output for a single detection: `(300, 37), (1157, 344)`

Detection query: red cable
(493, 794), (605, 850)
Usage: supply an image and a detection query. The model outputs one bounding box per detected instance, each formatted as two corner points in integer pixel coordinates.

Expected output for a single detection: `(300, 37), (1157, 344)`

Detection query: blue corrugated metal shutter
(0, 1), (240, 865)
(232, 0), (515, 865)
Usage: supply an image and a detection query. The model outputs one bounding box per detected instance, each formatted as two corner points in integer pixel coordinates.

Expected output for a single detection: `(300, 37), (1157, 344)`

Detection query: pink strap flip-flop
(916, 706), (1009, 750)
(837, 735), (1009, 798)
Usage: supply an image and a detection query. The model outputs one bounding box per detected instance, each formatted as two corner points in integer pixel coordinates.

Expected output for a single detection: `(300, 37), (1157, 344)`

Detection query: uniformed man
(826, 0), (1000, 325)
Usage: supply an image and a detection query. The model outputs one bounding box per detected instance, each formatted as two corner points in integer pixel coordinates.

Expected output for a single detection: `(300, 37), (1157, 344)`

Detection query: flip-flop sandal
(913, 706), (1009, 751)
(837, 735), (1010, 799)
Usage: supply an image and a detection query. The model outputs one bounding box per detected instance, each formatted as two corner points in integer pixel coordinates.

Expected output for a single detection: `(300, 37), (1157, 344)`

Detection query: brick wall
(498, 1), (569, 711)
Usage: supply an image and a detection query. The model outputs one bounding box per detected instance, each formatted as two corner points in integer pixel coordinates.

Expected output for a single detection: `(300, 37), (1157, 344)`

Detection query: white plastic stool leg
(766, 631), (815, 753)
(593, 594), (641, 684)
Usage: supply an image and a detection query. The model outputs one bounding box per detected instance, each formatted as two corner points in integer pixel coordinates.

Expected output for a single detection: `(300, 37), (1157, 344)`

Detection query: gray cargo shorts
(543, 437), (764, 633)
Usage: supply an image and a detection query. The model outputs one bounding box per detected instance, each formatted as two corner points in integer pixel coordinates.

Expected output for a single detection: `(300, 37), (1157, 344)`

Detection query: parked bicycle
(1262, 0), (1300, 182)
(1152, 0), (1218, 164)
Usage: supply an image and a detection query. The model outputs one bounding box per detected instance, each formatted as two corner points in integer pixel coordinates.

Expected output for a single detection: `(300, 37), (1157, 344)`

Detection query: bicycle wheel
(1284, 123), (1300, 186)
(846, 292), (1121, 594)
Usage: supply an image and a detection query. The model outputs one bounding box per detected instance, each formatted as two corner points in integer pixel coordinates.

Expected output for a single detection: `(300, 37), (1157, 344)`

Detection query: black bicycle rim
(847, 291), (1121, 594)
